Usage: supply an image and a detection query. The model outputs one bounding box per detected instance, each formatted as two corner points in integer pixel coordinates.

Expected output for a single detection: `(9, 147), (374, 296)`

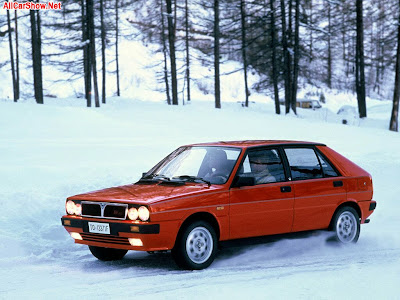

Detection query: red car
(61, 140), (376, 270)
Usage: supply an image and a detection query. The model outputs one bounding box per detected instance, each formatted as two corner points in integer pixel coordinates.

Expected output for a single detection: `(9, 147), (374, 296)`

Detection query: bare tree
(281, 0), (291, 114)
(160, 0), (171, 105)
(82, 0), (91, 107)
(30, 7), (44, 104)
(269, 0), (280, 114)
(327, 0), (332, 89)
(389, 0), (400, 132)
(214, 0), (221, 109)
(88, 0), (100, 107)
(100, 0), (106, 104)
(240, 0), (250, 107)
(185, 0), (191, 103)
(356, 0), (367, 118)
(290, 0), (300, 114)
(115, 0), (120, 96)
(6, 6), (17, 102)
(14, 10), (20, 100)
(166, 0), (178, 105)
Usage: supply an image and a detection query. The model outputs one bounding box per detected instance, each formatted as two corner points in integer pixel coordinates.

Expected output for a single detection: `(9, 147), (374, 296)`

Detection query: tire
(332, 206), (360, 244)
(89, 246), (128, 261)
(172, 221), (218, 270)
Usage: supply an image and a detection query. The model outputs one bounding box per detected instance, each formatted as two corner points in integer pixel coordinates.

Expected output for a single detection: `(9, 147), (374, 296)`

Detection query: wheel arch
(329, 201), (361, 230)
(174, 212), (220, 247)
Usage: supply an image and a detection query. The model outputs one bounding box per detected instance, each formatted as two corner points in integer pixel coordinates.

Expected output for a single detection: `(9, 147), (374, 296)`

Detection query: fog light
(128, 238), (143, 247)
(70, 232), (83, 240)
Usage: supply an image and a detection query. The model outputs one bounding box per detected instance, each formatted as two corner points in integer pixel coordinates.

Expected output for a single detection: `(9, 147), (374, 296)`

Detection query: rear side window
(316, 152), (339, 177)
(284, 148), (323, 180)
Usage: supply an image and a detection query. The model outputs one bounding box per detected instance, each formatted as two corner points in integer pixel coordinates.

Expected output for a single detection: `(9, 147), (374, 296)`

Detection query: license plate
(88, 222), (110, 234)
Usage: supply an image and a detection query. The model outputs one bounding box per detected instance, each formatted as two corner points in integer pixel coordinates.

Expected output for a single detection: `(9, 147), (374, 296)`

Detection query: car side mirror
(232, 175), (255, 188)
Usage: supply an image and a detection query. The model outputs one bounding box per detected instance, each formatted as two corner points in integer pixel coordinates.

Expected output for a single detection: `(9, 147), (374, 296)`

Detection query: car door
(229, 148), (294, 240)
(283, 146), (346, 232)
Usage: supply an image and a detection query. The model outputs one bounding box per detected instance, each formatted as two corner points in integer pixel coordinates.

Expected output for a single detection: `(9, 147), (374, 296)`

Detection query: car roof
(186, 140), (326, 149)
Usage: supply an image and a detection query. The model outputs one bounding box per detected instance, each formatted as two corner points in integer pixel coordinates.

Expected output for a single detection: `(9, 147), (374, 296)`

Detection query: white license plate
(88, 222), (110, 234)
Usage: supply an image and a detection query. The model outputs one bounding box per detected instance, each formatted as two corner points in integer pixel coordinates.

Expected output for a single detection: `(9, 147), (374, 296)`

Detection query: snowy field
(0, 95), (399, 299)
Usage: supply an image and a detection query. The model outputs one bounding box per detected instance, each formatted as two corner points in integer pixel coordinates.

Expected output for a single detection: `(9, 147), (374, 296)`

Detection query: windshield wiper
(153, 174), (171, 181)
(137, 173), (171, 183)
(173, 175), (211, 187)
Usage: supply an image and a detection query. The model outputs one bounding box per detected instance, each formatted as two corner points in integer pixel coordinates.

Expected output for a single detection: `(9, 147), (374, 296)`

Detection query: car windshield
(145, 146), (241, 185)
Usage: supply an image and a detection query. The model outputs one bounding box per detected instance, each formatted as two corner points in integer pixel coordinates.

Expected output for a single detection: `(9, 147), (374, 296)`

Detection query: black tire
(89, 246), (128, 261)
(331, 206), (360, 244)
(172, 221), (218, 270)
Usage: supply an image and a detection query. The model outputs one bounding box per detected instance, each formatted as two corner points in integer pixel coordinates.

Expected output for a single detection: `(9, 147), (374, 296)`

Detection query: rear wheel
(89, 246), (128, 261)
(172, 221), (217, 270)
(332, 207), (360, 243)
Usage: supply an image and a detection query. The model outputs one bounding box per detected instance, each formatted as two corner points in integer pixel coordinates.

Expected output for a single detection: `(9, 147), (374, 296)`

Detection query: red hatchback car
(61, 141), (376, 269)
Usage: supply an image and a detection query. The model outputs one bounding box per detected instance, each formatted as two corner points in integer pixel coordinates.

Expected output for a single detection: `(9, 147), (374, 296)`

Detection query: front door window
(240, 148), (286, 184)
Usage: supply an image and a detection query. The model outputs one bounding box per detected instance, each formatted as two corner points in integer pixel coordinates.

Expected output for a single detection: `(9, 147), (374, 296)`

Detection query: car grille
(81, 233), (130, 245)
(81, 201), (128, 220)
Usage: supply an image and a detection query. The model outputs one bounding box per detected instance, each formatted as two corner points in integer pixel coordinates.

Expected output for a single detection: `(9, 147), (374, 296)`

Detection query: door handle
(280, 186), (292, 193)
(333, 180), (343, 187)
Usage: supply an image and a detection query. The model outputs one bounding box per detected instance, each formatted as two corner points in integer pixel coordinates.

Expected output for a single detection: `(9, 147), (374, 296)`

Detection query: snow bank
(0, 96), (399, 298)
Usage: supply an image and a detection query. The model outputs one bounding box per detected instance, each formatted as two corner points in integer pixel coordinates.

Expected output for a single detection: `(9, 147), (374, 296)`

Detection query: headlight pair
(128, 206), (150, 221)
(66, 200), (82, 216)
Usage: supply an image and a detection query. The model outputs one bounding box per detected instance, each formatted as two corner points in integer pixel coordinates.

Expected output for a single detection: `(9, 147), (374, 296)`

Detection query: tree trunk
(115, 0), (120, 96)
(356, 0), (366, 118)
(327, 1), (332, 89)
(309, 0), (313, 62)
(280, 0), (291, 114)
(100, 0), (106, 104)
(30, 8), (43, 104)
(270, 0), (280, 114)
(185, 0), (191, 103)
(82, 0), (91, 107)
(291, 0), (299, 114)
(88, 0), (100, 107)
(14, 10), (20, 100)
(389, 0), (400, 132)
(214, 0), (221, 109)
(166, 0), (178, 105)
(160, 0), (171, 105)
(7, 7), (17, 102)
(240, 0), (250, 107)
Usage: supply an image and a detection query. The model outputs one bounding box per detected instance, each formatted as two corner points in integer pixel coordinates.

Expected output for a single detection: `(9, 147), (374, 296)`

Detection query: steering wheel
(210, 172), (228, 184)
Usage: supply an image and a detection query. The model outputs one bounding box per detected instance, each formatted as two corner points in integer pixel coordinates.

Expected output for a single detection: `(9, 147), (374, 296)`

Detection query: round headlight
(66, 200), (76, 215)
(74, 203), (82, 216)
(138, 206), (150, 221)
(128, 207), (138, 220)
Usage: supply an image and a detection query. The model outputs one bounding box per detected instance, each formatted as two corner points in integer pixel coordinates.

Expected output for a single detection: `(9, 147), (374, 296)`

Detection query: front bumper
(61, 216), (178, 251)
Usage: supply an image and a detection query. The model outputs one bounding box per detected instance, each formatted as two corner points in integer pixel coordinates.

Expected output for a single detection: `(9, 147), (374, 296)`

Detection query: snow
(1, 15), (399, 298)
(0, 93), (399, 298)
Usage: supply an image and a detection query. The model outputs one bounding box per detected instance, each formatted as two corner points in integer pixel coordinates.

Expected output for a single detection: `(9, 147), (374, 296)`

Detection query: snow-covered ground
(0, 94), (399, 298)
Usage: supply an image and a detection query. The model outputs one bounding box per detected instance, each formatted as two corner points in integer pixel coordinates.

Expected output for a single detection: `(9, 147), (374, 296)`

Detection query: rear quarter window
(316, 151), (339, 177)
(284, 148), (323, 180)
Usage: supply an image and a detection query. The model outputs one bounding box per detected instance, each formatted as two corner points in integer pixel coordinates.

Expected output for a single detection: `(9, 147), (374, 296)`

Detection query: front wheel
(172, 221), (217, 270)
(89, 246), (128, 261)
(332, 207), (360, 244)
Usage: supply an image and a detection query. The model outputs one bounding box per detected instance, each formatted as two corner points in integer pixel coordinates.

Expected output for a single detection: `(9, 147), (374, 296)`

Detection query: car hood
(67, 183), (224, 205)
